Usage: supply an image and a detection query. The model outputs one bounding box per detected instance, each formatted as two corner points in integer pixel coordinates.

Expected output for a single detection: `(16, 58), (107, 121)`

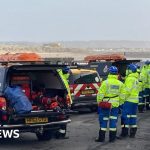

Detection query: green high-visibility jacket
(139, 72), (145, 91)
(57, 69), (72, 104)
(97, 75), (125, 108)
(141, 65), (149, 89)
(124, 72), (139, 104)
(147, 65), (150, 89)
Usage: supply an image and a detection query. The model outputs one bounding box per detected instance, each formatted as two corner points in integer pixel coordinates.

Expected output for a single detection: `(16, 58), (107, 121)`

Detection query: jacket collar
(128, 72), (138, 79)
(107, 74), (118, 79)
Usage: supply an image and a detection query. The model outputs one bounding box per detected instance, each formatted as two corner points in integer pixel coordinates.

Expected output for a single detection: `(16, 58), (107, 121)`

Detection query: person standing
(141, 61), (150, 110)
(96, 66), (125, 142)
(120, 64), (139, 138)
(136, 65), (145, 113)
(57, 66), (72, 105)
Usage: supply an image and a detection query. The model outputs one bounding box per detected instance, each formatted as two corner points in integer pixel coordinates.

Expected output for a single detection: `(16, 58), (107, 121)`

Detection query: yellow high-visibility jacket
(141, 65), (149, 89)
(124, 72), (139, 104)
(97, 74), (125, 108)
(57, 69), (72, 104)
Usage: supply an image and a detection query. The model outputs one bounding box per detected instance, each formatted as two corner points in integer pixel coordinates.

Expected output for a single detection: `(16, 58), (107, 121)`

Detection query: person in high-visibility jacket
(57, 67), (72, 105)
(96, 66), (125, 142)
(148, 63), (150, 109)
(120, 64), (139, 138)
(136, 65), (145, 113)
(141, 60), (150, 110)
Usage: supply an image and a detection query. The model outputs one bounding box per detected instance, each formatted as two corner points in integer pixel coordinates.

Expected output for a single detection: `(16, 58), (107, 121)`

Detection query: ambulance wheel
(36, 130), (52, 141)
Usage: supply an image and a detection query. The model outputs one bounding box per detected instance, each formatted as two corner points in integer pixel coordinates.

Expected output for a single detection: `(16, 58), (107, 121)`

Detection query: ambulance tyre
(36, 130), (52, 141)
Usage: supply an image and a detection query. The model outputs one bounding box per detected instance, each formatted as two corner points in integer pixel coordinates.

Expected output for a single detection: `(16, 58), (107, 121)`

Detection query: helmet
(135, 64), (140, 73)
(135, 64), (140, 69)
(109, 66), (118, 74)
(145, 60), (150, 65)
(127, 64), (137, 73)
(62, 66), (70, 74)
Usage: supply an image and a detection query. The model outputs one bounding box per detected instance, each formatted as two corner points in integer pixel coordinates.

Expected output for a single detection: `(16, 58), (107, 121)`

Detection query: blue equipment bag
(4, 86), (32, 114)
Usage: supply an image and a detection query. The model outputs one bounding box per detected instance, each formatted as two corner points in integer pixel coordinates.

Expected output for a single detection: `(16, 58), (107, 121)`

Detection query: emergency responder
(136, 65), (145, 113)
(120, 64), (139, 138)
(141, 60), (150, 110)
(57, 66), (71, 139)
(148, 62), (150, 108)
(96, 66), (125, 142)
(57, 67), (72, 105)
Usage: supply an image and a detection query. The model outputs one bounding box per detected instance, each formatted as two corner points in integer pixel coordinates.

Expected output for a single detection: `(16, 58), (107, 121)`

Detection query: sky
(0, 0), (150, 42)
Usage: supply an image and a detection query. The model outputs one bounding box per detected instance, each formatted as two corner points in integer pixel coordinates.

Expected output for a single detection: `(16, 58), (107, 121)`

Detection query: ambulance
(69, 68), (101, 111)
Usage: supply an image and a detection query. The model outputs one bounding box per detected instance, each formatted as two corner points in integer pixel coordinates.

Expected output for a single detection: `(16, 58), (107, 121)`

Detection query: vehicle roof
(70, 68), (97, 74)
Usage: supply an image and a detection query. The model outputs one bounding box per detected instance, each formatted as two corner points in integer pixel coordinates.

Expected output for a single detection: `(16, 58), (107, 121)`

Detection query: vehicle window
(72, 73), (100, 84)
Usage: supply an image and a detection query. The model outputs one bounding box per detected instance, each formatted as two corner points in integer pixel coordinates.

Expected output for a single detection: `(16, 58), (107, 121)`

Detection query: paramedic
(96, 66), (125, 142)
(141, 60), (150, 110)
(120, 64), (139, 138)
(57, 67), (72, 105)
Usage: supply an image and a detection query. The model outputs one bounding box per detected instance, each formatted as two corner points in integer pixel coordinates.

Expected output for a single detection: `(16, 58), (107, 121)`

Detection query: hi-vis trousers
(98, 107), (119, 131)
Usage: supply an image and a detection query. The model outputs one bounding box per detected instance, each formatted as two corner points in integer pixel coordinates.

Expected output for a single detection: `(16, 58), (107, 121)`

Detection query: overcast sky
(0, 0), (150, 42)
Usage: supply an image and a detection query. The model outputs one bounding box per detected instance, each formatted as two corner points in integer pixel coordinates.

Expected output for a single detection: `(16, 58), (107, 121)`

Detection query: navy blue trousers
(121, 101), (138, 128)
(98, 107), (119, 131)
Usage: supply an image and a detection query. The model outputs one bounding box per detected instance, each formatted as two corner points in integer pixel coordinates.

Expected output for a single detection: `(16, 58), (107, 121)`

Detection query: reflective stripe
(138, 103), (145, 105)
(101, 128), (107, 131)
(93, 83), (100, 89)
(109, 128), (117, 131)
(130, 115), (137, 118)
(125, 87), (131, 92)
(109, 99), (119, 103)
(146, 102), (149, 104)
(130, 125), (137, 128)
(121, 125), (129, 128)
(110, 116), (117, 120)
(127, 115), (130, 118)
(103, 117), (109, 121)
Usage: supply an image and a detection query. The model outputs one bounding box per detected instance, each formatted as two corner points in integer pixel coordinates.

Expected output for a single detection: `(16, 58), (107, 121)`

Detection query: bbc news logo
(0, 130), (20, 138)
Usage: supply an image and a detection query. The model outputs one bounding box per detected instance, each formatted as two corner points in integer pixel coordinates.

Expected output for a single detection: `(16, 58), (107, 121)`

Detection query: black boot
(95, 130), (106, 142)
(130, 128), (137, 138)
(120, 127), (128, 137)
(109, 131), (116, 142)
